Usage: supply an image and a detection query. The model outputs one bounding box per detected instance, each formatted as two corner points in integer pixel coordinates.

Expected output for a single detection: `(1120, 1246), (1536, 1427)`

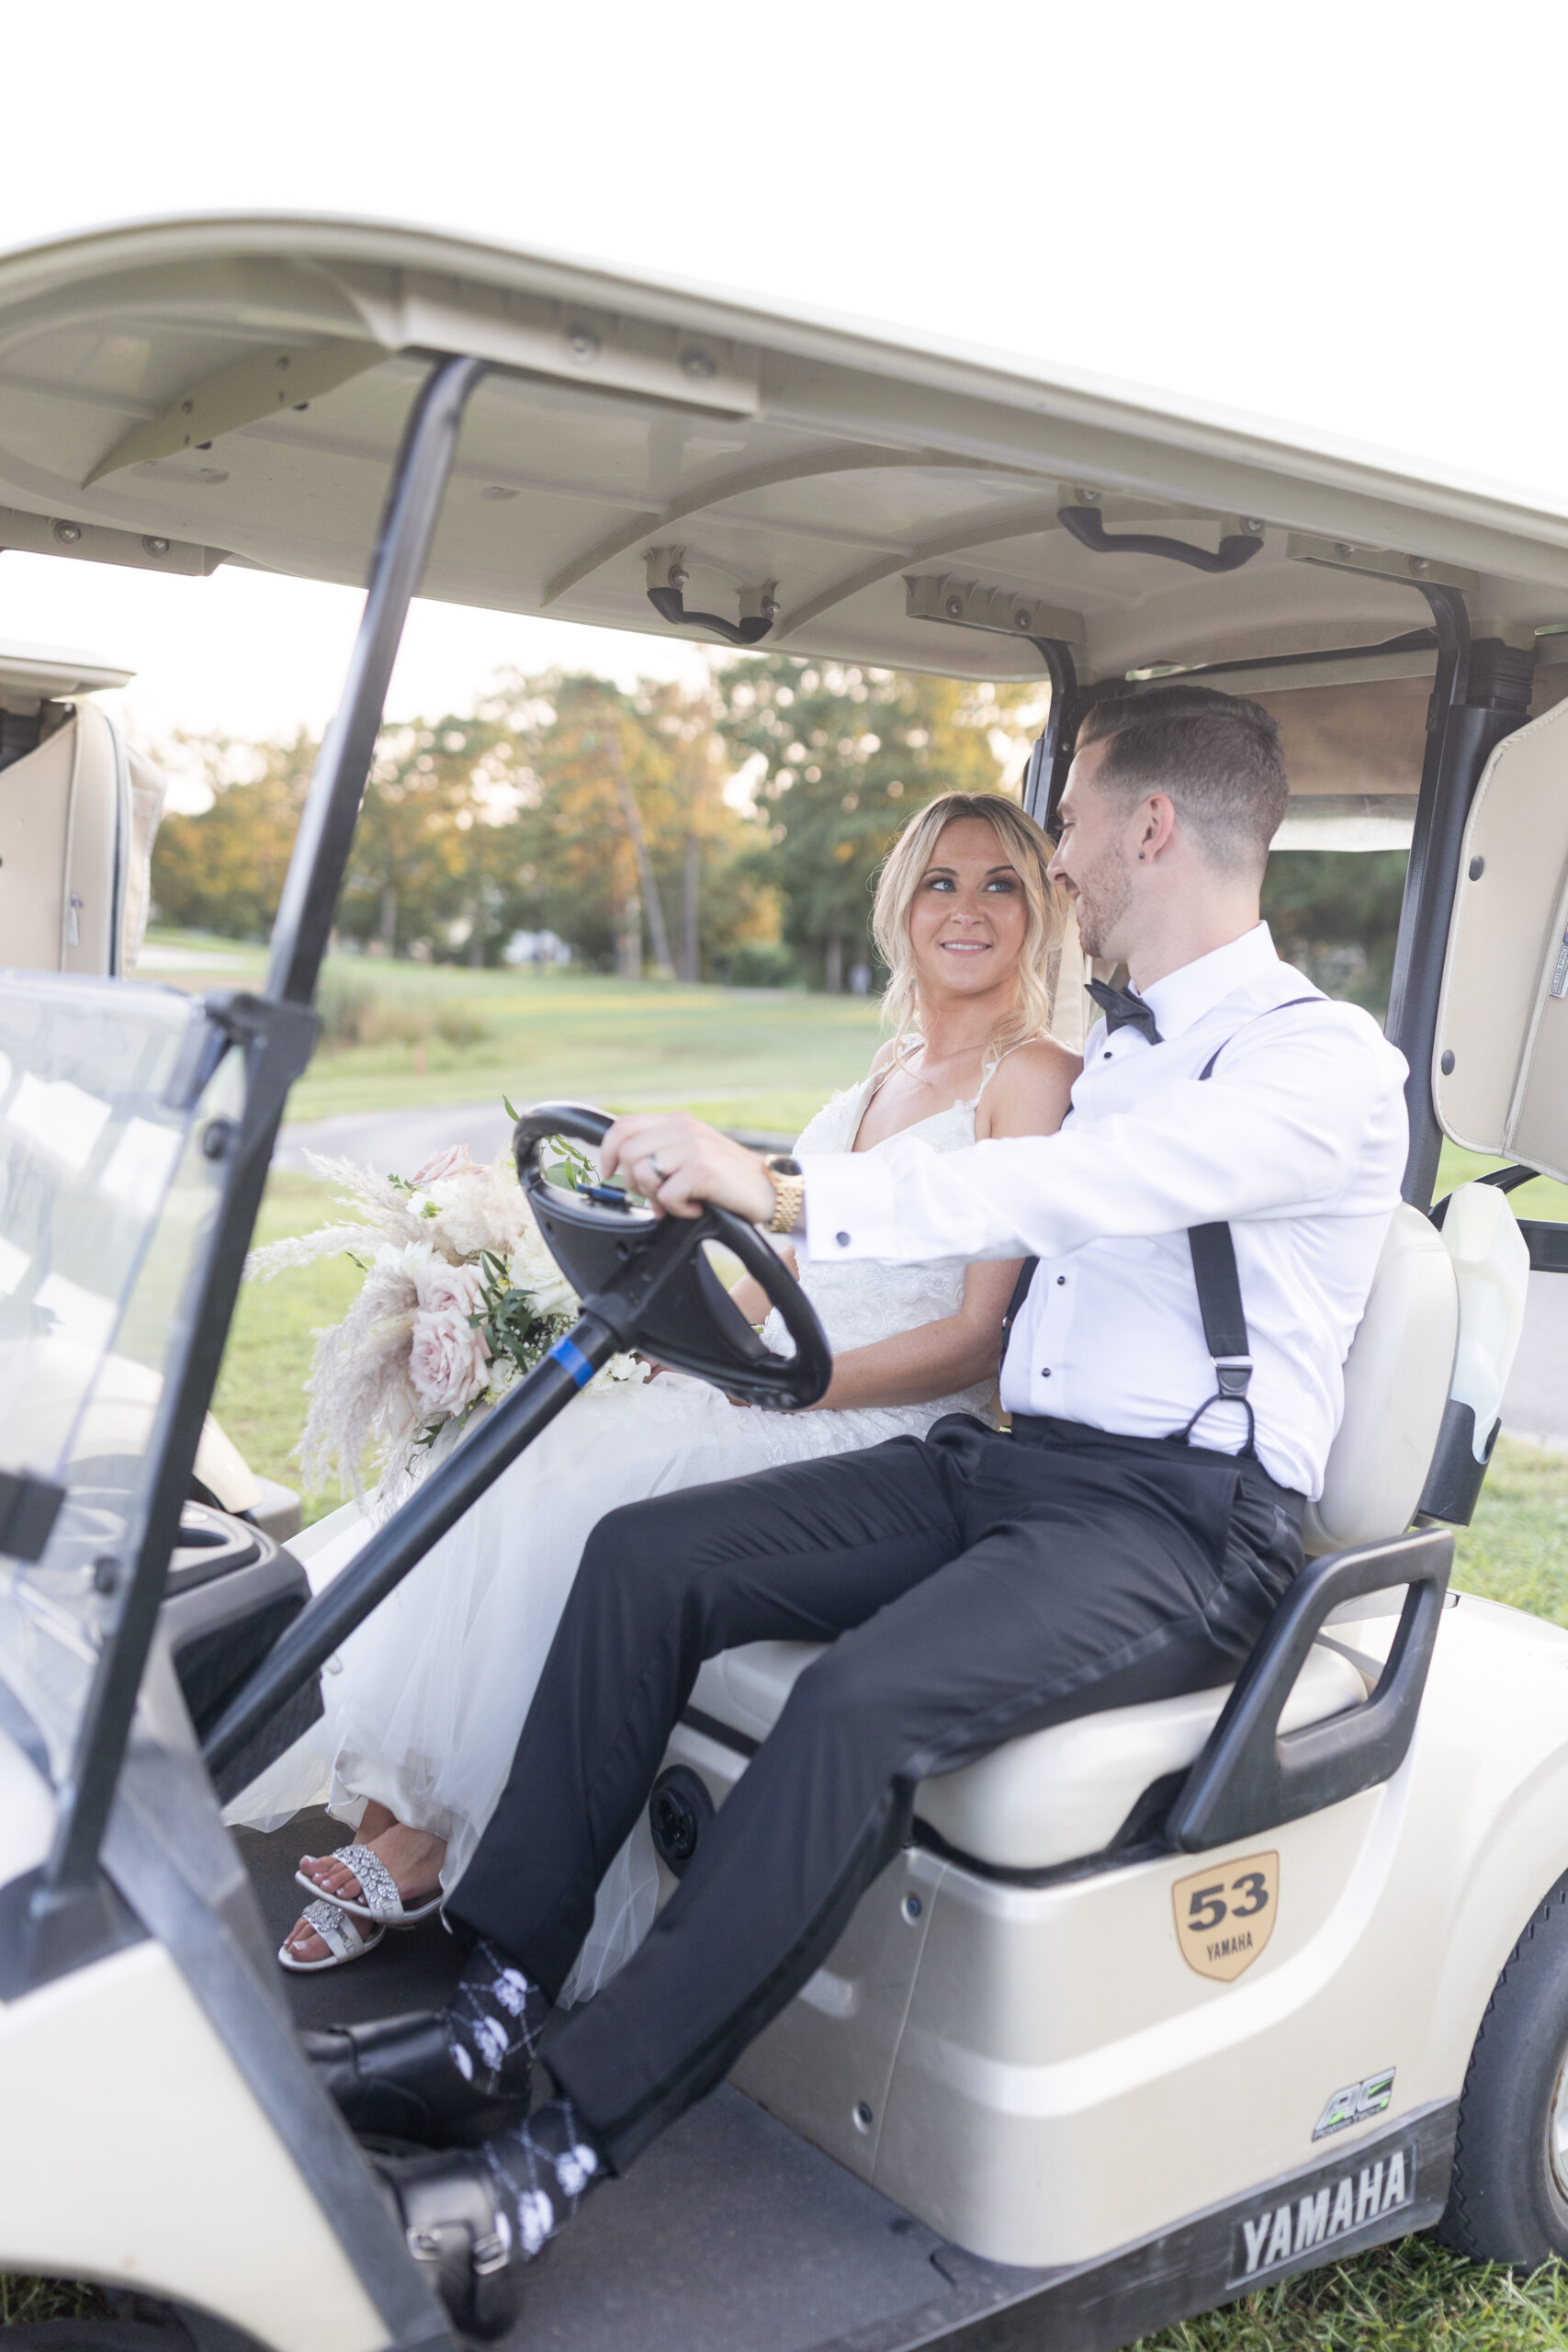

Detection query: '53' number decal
(1171, 1851), (1279, 1981)
(1186, 1870), (1270, 1933)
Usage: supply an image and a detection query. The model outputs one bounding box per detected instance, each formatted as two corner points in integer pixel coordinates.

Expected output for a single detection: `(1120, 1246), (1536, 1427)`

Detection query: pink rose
(412, 1141), (477, 1186)
(409, 1306), (491, 1417)
(415, 1258), (485, 1319)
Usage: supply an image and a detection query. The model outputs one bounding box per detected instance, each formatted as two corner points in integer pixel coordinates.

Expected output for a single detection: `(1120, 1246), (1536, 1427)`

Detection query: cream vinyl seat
(686, 1204), (1461, 1873)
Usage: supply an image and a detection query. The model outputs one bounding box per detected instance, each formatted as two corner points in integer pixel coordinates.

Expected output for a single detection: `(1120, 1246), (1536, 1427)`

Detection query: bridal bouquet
(247, 1129), (647, 1507)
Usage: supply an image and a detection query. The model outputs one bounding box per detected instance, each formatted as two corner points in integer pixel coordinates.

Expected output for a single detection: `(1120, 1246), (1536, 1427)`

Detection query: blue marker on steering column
(547, 1333), (596, 1389)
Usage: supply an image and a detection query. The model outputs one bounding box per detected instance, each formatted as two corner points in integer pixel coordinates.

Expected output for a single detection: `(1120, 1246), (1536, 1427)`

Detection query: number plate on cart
(1173, 1850), (1278, 1980)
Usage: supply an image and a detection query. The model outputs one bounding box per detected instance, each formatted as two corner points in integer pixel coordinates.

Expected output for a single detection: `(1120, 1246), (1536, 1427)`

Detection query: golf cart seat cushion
(689, 1638), (1366, 1872)
(1303, 1202), (1459, 1554)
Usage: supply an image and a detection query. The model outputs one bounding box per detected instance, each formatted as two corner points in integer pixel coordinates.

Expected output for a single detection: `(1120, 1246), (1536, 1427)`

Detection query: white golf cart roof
(0, 637), (130, 704)
(2, 213), (1564, 713)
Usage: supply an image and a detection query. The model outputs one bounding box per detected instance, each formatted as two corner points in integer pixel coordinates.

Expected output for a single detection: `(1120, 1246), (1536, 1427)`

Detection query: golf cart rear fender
(1411, 1734), (1568, 2088)
(0, 1938), (391, 2352)
(1374, 1595), (1568, 2083)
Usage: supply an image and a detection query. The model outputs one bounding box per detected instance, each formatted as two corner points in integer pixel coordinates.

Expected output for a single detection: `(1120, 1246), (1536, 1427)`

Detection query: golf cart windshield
(0, 974), (231, 1776)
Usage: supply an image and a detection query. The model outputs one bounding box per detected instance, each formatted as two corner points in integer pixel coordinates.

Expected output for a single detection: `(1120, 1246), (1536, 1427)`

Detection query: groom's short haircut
(1076, 684), (1289, 876)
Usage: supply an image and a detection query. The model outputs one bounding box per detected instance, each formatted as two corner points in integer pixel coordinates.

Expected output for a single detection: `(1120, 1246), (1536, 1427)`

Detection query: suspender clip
(1214, 1356), (1253, 1398)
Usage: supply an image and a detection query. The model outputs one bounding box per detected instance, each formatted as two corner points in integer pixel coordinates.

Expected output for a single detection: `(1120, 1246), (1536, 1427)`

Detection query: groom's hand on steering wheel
(600, 1114), (778, 1226)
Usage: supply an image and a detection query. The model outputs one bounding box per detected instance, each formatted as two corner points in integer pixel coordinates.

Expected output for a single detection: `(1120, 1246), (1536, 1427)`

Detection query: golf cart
(3, 212), (1568, 2352)
(0, 632), (298, 1545)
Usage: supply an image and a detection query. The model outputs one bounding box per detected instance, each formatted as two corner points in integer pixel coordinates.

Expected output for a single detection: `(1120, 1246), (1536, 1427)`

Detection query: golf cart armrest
(1166, 1525), (1452, 1854)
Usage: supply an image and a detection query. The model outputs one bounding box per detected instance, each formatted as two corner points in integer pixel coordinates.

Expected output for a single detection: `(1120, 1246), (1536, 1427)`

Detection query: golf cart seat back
(0, 702), (165, 978)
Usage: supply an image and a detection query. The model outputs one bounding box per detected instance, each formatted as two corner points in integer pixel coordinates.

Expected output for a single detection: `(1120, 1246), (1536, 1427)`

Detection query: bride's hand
(600, 1112), (777, 1225)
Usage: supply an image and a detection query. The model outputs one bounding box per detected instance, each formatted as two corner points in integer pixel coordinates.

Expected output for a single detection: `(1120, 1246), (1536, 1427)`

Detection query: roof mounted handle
(646, 582), (774, 646)
(1059, 505), (1265, 575)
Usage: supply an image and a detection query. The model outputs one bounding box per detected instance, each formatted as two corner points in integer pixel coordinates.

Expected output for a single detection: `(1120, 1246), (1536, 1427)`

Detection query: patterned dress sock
(482, 2098), (604, 2262)
(442, 1939), (551, 2097)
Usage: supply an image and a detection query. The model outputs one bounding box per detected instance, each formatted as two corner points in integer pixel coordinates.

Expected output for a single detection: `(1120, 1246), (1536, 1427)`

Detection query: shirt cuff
(798, 1151), (901, 1261)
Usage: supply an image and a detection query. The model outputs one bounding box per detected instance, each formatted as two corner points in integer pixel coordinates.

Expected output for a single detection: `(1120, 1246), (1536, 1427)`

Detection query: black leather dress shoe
(304, 2011), (530, 2146)
(376, 2145), (519, 2338)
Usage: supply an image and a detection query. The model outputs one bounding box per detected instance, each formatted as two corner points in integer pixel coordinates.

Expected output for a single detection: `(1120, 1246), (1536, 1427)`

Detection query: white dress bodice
(761, 1073), (998, 1427)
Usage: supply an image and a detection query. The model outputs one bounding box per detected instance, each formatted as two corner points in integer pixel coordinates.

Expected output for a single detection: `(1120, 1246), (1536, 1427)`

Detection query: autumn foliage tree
(714, 657), (1043, 989)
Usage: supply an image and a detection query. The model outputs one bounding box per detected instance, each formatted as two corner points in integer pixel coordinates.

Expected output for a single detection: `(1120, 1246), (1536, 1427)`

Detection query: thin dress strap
(963, 1035), (1032, 1112)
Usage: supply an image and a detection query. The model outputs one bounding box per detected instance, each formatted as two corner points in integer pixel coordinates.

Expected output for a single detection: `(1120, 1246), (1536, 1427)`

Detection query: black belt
(1007, 1411), (1305, 1513)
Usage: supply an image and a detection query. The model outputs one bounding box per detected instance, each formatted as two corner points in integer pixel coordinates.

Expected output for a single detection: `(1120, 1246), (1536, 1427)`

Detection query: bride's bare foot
(282, 1809), (447, 1967)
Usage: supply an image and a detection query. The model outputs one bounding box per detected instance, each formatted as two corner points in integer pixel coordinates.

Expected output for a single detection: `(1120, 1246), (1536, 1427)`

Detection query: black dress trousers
(446, 1414), (1303, 2169)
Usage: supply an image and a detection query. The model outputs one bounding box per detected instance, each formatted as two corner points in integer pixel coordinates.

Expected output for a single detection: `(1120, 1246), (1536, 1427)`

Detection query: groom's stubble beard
(1068, 841), (1135, 964)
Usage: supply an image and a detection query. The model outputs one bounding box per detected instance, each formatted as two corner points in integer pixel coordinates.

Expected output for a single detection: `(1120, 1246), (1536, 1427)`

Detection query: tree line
(149, 658), (1041, 989)
(149, 653), (1405, 1005)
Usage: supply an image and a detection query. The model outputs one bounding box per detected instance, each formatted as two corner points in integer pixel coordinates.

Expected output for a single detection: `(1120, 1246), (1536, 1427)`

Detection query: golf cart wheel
(1439, 1867), (1568, 2267)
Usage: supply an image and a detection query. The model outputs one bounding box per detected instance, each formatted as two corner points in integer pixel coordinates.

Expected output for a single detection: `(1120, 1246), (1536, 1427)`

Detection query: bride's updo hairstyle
(871, 791), (1068, 1069)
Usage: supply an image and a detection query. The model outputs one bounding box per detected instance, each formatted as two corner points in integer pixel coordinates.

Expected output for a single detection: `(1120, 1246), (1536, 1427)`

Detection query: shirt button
(1040, 1367), (1052, 1378)
(1056, 1275), (1066, 1285)
(1103, 1050), (1111, 1061)
(835, 1231), (851, 1248)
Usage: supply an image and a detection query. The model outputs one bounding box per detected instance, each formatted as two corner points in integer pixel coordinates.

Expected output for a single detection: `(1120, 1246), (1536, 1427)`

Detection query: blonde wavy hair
(871, 791), (1068, 1070)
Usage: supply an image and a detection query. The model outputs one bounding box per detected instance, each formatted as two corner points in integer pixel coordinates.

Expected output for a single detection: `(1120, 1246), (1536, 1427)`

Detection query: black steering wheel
(513, 1103), (832, 1410)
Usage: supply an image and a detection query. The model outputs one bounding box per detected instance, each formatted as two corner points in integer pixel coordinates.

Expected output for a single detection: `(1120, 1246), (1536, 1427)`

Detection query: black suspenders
(1000, 996), (1320, 1453)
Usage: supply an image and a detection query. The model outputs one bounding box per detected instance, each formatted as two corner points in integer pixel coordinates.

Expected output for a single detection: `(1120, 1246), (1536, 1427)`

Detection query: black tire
(1439, 1866), (1568, 2266)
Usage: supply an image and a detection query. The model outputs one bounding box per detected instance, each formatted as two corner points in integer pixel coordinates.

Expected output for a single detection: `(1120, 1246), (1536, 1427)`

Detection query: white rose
(508, 1227), (578, 1319)
(375, 1238), (434, 1281)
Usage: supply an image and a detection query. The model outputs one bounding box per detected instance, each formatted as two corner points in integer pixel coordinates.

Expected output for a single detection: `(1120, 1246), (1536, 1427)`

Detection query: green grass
(1145, 2235), (1568, 2349)
(140, 930), (885, 1136)
(208, 1170), (365, 1526)
(1438, 1143), (1568, 1227)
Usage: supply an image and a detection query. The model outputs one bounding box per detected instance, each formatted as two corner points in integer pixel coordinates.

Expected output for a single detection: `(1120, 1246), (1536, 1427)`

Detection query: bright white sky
(4, 0), (1565, 777)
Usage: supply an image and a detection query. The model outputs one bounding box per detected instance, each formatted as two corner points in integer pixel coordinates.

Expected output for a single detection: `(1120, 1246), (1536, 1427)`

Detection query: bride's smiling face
(908, 818), (1029, 1004)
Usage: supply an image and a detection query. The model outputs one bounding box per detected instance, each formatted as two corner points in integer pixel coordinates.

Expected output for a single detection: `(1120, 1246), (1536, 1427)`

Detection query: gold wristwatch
(762, 1153), (806, 1235)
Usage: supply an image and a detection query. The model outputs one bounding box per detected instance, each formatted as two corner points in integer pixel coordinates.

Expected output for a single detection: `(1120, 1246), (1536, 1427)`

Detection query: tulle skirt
(230, 1371), (972, 1999)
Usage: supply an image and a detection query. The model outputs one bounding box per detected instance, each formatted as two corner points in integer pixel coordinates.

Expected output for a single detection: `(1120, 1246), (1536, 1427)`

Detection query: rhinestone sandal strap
(336, 1842), (404, 1919)
(301, 1899), (368, 1961)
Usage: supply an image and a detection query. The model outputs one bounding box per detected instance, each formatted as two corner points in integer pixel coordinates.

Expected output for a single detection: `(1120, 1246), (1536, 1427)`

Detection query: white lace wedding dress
(233, 1073), (1000, 1997)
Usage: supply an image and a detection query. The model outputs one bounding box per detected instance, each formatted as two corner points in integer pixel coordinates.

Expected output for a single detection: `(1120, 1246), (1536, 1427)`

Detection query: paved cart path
(276, 1103), (1568, 1442)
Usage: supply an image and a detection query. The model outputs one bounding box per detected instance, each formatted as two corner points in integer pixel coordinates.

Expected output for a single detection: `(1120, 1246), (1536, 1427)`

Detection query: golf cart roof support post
(39, 355), (488, 1916)
(265, 352), (489, 1009)
(1022, 638), (1077, 831)
(1386, 587), (1534, 1206)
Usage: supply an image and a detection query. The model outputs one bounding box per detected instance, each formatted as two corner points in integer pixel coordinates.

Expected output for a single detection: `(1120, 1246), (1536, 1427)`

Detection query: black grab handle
(514, 1103), (832, 1410)
(1167, 1525), (1453, 1853)
(1058, 504), (1265, 575)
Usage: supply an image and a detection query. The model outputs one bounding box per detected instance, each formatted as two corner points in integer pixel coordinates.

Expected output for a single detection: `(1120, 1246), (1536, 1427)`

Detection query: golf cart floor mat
(234, 1812), (1045, 2351)
(233, 1810), (464, 2027)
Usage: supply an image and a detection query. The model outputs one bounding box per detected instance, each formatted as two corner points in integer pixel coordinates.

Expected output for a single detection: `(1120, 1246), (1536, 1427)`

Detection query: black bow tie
(1087, 978), (1163, 1046)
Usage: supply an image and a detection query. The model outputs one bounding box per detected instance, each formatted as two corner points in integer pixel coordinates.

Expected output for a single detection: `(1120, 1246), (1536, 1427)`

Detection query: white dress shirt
(800, 924), (1409, 1498)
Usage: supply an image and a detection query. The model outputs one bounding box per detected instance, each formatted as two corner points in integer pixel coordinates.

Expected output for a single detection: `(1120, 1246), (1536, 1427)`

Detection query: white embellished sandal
(295, 1842), (444, 1930)
(278, 1897), (387, 1973)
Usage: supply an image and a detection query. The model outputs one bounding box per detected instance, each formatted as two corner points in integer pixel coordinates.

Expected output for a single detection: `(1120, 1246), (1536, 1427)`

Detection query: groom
(314, 684), (1410, 2313)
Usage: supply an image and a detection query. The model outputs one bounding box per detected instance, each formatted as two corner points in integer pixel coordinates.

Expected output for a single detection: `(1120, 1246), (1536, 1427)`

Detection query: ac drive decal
(1314, 2066), (1395, 2142)
(1229, 2145), (1414, 2286)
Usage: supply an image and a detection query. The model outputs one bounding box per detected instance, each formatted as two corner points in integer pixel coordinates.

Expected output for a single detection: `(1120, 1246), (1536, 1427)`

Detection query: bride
(274, 790), (1080, 1977)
